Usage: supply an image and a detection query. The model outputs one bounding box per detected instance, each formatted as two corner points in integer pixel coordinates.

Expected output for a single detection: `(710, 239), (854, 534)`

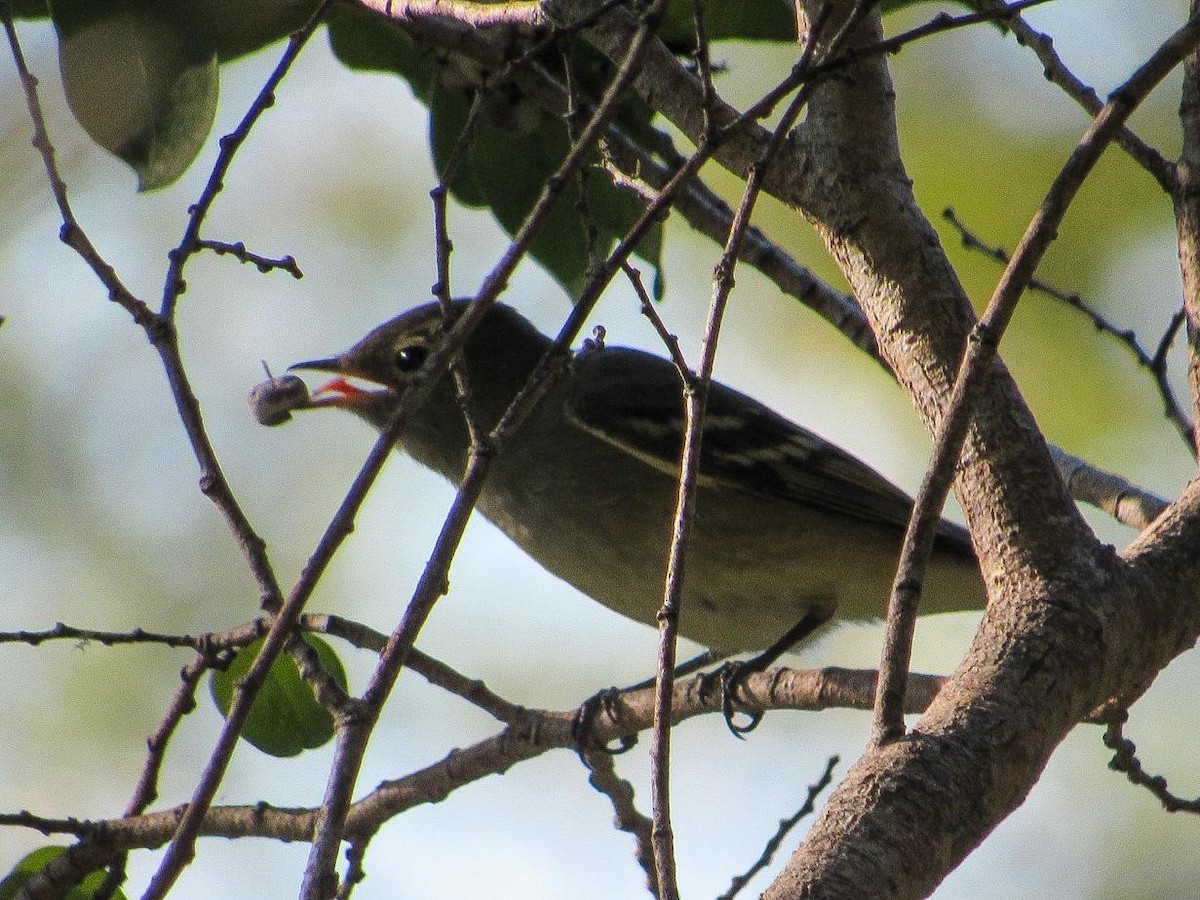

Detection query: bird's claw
(698, 661), (764, 737)
(573, 687), (638, 754)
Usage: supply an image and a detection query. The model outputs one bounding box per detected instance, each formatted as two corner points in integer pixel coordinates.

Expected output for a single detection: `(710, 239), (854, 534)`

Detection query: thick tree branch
(875, 0), (1200, 742)
(1175, 1), (1200, 438)
(765, 6), (1200, 897)
(533, 0), (1200, 895)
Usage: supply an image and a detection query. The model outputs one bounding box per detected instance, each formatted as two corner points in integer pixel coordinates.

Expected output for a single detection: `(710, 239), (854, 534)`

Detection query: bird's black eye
(395, 343), (428, 372)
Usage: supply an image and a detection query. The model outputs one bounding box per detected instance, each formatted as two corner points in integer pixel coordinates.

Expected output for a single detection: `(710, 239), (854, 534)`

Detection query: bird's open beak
(288, 356), (341, 374)
(288, 358), (388, 408)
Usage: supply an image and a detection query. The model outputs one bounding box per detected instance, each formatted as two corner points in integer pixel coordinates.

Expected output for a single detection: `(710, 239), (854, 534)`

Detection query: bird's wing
(564, 348), (929, 534)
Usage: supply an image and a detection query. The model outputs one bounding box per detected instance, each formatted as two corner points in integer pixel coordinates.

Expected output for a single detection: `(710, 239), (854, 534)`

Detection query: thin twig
(690, 0), (716, 138)
(646, 3), (861, 891)
(124, 653), (215, 818)
(972, 0), (1175, 192)
(1103, 714), (1200, 813)
(1, 7), (152, 328)
(717, 755), (840, 900)
(302, 613), (532, 725)
(637, 62), (720, 900)
(738, 0), (1055, 132)
(943, 207), (1194, 448)
(0, 622), (206, 648)
(161, 0), (333, 319)
(429, 89), (487, 310)
(195, 239), (304, 278)
(91, 652), (214, 900)
(144, 6), (339, 896)
(625, 263), (691, 371)
(1, 611), (533, 727)
(582, 750), (659, 896)
(561, 44), (606, 278)
(429, 90), (490, 449)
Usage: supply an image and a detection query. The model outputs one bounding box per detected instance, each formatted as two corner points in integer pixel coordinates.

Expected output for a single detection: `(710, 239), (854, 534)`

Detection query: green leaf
(465, 100), (590, 296)
(187, 0), (322, 63)
(331, 7), (664, 298)
(0, 847), (128, 900)
(327, 1), (440, 104)
(428, 80), (488, 208)
(51, 0), (219, 190)
(9, 0), (51, 18)
(660, 0), (796, 49)
(209, 634), (349, 758)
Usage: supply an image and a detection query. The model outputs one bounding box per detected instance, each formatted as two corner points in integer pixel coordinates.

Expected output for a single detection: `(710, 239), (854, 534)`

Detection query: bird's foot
(697, 660), (763, 737)
(572, 687), (638, 755)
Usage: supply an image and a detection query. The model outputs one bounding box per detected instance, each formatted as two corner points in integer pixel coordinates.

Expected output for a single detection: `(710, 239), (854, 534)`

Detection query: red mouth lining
(311, 377), (378, 405)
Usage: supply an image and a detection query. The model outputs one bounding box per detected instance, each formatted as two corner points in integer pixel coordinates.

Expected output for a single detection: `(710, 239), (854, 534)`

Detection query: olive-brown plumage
(290, 301), (986, 652)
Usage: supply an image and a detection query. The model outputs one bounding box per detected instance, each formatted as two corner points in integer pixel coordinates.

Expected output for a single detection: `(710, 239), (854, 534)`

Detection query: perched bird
(285, 301), (986, 655)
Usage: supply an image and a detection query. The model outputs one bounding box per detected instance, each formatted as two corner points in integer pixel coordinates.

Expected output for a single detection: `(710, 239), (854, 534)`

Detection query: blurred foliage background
(1, 1), (1198, 897)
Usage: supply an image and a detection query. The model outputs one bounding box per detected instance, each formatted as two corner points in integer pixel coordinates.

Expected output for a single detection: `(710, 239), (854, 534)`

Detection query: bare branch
(582, 750), (659, 896)
(1103, 714), (1200, 814)
(195, 239), (304, 278)
(301, 614), (532, 724)
(358, 0), (547, 27)
(1, 7), (152, 327)
(0, 664), (950, 857)
(1049, 446), (1169, 532)
(973, 0), (1176, 192)
(717, 755), (840, 900)
(645, 5), (858, 890)
(944, 206), (1195, 449)
(162, 1), (332, 319)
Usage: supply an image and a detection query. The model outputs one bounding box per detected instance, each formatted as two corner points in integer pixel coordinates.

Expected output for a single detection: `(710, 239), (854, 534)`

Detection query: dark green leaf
(660, 0), (796, 50)
(428, 80), (487, 208)
(209, 634), (349, 758)
(9, 0), (51, 18)
(187, 0), (321, 63)
(327, 1), (440, 103)
(329, 6), (664, 298)
(0, 847), (128, 900)
(466, 97), (590, 295)
(51, 0), (219, 190)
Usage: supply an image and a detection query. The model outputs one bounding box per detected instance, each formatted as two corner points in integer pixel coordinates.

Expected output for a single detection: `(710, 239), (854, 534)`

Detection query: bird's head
(284, 302), (551, 476)
(288, 302), (470, 432)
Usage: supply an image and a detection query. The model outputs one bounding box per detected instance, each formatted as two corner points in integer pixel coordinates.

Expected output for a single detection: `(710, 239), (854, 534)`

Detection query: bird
(284, 300), (987, 658)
